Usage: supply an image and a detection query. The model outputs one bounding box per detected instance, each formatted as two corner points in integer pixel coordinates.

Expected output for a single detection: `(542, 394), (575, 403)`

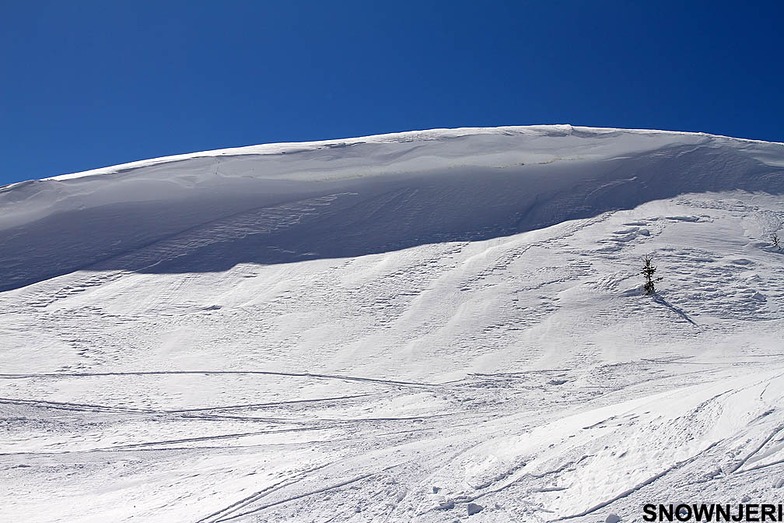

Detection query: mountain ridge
(4, 125), (777, 186)
(1, 125), (783, 292)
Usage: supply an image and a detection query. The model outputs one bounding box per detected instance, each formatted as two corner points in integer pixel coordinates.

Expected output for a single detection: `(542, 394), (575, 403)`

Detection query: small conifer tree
(641, 255), (660, 295)
(773, 232), (781, 251)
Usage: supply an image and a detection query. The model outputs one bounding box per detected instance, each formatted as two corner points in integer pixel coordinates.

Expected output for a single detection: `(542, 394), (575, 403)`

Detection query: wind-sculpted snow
(1, 126), (784, 522)
(1, 126), (782, 291)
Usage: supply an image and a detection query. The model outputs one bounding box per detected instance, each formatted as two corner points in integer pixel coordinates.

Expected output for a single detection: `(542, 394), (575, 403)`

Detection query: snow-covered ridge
(45, 124), (778, 182)
(1, 125), (783, 292)
(0, 125), (772, 190)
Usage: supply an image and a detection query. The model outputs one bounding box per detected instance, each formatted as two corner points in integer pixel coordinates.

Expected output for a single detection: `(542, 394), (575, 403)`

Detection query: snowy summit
(1, 125), (784, 522)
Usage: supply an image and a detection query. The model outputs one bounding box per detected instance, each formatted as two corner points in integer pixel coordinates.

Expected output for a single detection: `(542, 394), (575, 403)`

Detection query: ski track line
(0, 427), (321, 457)
(164, 393), (376, 413)
(201, 417), (491, 522)
(0, 394), (376, 420)
(0, 370), (439, 388)
(553, 441), (722, 521)
(194, 476), (308, 523)
(215, 473), (377, 522)
(198, 468), (374, 523)
(736, 456), (784, 475)
(0, 396), (155, 414)
(195, 459), (346, 523)
(732, 422), (784, 474)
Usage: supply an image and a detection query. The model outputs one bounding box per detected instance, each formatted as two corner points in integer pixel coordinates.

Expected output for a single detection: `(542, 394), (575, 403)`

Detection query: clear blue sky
(2, 0), (783, 185)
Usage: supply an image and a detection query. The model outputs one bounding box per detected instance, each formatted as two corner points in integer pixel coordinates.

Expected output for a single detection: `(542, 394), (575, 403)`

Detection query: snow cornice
(46, 124), (783, 183)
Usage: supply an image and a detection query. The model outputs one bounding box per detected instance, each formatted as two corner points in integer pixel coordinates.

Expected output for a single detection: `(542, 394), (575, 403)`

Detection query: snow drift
(2, 125), (782, 292)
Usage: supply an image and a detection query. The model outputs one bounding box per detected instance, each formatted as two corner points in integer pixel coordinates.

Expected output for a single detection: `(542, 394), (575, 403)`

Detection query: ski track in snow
(1, 126), (784, 522)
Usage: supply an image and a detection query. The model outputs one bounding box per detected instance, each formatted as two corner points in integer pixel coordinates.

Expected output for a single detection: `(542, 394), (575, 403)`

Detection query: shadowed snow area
(2, 125), (784, 522)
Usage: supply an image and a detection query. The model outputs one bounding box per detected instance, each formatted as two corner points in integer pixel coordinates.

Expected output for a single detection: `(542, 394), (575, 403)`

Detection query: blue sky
(1, 0), (783, 185)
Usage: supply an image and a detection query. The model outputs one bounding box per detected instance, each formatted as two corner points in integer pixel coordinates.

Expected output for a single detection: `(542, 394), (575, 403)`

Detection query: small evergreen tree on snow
(772, 232), (781, 251)
(641, 255), (660, 295)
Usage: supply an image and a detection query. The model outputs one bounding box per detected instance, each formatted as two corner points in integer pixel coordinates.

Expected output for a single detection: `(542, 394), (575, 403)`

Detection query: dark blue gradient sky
(2, 0), (783, 184)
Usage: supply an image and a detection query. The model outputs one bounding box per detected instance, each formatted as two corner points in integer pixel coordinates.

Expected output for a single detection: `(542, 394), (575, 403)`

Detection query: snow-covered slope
(1, 126), (784, 522)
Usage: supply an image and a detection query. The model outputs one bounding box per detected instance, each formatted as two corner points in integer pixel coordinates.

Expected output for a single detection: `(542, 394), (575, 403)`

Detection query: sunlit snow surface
(1, 126), (784, 522)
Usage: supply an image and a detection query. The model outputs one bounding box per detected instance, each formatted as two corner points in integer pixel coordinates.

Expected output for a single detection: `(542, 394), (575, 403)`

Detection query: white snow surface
(1, 125), (784, 522)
